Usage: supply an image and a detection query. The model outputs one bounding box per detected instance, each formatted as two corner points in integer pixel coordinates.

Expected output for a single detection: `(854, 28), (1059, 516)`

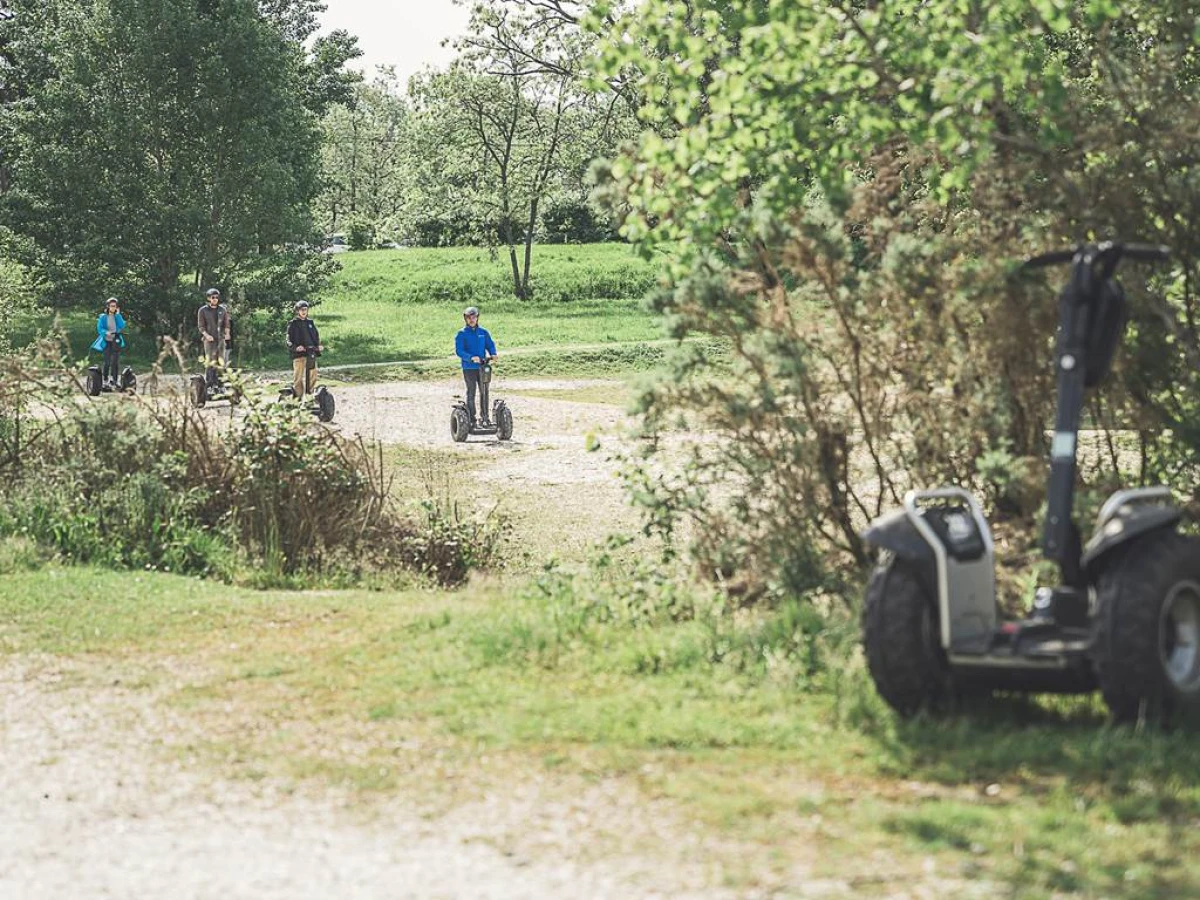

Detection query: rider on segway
(286, 300), (323, 399)
(197, 287), (231, 391)
(455, 306), (498, 428)
(90, 297), (127, 391)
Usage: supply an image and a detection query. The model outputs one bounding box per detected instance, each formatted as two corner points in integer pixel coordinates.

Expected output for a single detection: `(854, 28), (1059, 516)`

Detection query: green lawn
(4, 556), (1199, 896)
(13, 244), (669, 375)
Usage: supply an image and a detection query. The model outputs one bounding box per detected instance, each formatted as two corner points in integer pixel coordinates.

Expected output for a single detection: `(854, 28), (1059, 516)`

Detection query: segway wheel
(120, 366), (137, 393)
(315, 387), (335, 422)
(85, 366), (103, 397)
(862, 558), (951, 716)
(495, 401), (513, 441)
(1094, 531), (1200, 725)
(450, 406), (470, 443)
(188, 374), (207, 408)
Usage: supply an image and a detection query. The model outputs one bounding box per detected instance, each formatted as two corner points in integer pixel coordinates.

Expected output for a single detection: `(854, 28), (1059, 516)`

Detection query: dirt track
(2, 377), (760, 899)
(1, 657), (740, 899)
(331, 375), (633, 484)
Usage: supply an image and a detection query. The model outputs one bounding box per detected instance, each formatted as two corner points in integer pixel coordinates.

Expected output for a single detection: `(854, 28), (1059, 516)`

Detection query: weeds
(0, 338), (506, 585)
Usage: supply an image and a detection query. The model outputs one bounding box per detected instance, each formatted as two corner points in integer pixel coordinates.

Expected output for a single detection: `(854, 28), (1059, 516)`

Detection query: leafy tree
(2, 0), (328, 334)
(316, 73), (408, 240)
(598, 1), (1200, 601)
(402, 0), (636, 295)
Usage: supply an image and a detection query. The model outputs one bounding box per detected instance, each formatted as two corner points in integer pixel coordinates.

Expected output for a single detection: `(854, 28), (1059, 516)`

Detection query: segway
(86, 365), (136, 396)
(188, 371), (242, 408)
(278, 384), (336, 422)
(861, 241), (1200, 724)
(450, 358), (513, 442)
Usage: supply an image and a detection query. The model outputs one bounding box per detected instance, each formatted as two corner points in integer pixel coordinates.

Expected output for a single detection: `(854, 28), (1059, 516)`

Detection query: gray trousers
(463, 369), (489, 422)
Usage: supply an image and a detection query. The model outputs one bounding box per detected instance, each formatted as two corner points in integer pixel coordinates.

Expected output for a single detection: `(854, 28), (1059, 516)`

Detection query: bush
(0, 348), (506, 585)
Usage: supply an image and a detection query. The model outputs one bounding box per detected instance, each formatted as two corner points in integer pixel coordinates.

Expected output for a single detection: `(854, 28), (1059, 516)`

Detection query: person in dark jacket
(454, 305), (498, 426)
(196, 287), (230, 388)
(286, 300), (323, 398)
(90, 297), (127, 389)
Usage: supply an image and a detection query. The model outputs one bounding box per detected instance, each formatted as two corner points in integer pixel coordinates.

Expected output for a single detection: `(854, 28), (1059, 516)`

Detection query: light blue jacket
(91, 312), (127, 352)
(455, 325), (497, 370)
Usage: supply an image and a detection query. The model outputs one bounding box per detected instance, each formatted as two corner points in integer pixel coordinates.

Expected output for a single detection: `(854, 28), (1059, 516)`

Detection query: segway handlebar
(1023, 242), (1170, 270)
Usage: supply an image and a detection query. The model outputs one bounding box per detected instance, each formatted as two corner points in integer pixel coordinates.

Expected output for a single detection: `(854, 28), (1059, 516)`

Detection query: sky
(318, 0), (472, 89)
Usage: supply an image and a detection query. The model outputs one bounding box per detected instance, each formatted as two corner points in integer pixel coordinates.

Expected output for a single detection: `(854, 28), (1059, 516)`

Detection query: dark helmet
(294, 300), (310, 312)
(205, 287), (221, 298)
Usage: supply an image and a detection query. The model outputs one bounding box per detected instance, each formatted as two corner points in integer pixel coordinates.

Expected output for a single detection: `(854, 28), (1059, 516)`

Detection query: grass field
(4, 554), (1199, 896)
(12, 244), (668, 375)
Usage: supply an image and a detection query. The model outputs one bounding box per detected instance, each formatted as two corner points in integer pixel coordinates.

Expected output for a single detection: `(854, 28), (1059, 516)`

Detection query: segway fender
(862, 508), (935, 562)
(1082, 506), (1182, 580)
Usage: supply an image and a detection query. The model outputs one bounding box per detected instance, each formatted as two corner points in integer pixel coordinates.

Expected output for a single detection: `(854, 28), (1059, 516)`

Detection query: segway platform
(86, 365), (137, 396)
(188, 374), (242, 408)
(278, 385), (336, 422)
(451, 398), (513, 442)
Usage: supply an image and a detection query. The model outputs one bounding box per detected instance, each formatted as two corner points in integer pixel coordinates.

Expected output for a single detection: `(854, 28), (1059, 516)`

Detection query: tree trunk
(521, 197), (538, 298)
(504, 220), (523, 299)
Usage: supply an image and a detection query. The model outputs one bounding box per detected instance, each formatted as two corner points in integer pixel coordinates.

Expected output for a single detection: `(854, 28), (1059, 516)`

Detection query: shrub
(0, 347), (507, 585)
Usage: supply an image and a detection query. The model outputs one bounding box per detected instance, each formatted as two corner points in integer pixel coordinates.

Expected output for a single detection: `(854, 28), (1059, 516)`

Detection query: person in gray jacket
(197, 287), (231, 388)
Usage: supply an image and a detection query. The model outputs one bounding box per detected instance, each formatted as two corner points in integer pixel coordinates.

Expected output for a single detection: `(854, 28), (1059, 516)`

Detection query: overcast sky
(318, 0), (472, 89)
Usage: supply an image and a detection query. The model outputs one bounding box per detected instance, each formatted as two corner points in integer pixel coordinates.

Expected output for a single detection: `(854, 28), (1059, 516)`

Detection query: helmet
(105, 296), (119, 307)
(205, 288), (220, 298)
(294, 300), (309, 312)
(463, 306), (479, 318)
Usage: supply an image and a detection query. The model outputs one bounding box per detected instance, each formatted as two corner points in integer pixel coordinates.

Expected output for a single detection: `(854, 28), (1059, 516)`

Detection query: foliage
(403, 1), (638, 298)
(397, 455), (510, 586)
(315, 74), (408, 239)
(598, 0), (1200, 602)
(344, 215), (375, 251)
(0, 343), (507, 584)
(0, 0), (340, 329)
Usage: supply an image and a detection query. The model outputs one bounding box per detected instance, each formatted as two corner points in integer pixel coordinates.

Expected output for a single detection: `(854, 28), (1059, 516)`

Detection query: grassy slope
(4, 556), (1199, 896)
(14, 244), (668, 375)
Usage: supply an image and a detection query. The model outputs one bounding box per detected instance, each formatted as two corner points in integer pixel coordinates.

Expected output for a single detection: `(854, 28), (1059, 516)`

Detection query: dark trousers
(463, 369), (489, 423)
(102, 342), (120, 381)
(204, 340), (222, 386)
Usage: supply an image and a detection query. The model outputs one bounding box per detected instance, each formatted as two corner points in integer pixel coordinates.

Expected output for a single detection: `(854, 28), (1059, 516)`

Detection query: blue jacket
(455, 325), (497, 370)
(91, 312), (127, 352)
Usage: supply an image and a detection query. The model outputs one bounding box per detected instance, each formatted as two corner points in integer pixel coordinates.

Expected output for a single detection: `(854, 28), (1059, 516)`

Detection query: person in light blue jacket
(90, 297), (127, 388)
(454, 305), (498, 426)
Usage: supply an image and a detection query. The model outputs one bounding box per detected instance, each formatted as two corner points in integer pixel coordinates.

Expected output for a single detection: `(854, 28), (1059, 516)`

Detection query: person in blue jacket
(90, 297), (127, 389)
(455, 305), (498, 426)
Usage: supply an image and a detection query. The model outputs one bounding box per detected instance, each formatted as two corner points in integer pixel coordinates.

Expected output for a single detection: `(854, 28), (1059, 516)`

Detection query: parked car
(321, 234), (349, 254)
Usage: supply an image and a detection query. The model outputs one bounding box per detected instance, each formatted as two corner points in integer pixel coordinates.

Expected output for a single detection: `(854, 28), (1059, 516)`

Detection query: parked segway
(451, 356), (513, 442)
(861, 241), (1200, 724)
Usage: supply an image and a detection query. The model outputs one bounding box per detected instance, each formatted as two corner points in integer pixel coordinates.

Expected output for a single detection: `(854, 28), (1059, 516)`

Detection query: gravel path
(1, 656), (741, 899)
(330, 376), (633, 484)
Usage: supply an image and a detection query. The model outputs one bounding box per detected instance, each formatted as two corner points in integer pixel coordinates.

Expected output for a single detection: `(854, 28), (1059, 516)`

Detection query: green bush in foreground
(0, 350), (506, 586)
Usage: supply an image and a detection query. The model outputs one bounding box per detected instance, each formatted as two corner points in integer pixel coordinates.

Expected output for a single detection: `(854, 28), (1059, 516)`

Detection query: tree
(316, 73), (408, 239)
(2, 0), (328, 333)
(598, 1), (1200, 601)
(402, 0), (635, 295)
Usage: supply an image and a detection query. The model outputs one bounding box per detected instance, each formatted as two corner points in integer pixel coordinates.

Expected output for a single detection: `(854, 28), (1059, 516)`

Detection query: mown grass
(4, 553), (1199, 896)
(12, 244), (668, 375)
